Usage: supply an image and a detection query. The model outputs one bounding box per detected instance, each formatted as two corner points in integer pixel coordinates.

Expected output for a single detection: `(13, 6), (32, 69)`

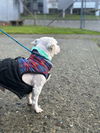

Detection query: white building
(73, 0), (100, 16)
(0, 0), (23, 22)
(43, 0), (100, 16)
(43, 0), (58, 14)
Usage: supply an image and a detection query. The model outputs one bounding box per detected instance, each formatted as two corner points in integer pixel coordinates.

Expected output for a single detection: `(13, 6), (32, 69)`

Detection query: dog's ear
(31, 39), (40, 46)
(47, 43), (55, 51)
(48, 43), (60, 55)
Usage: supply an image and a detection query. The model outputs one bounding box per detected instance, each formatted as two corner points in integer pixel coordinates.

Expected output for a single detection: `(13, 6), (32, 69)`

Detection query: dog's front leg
(27, 93), (32, 105)
(32, 85), (43, 113)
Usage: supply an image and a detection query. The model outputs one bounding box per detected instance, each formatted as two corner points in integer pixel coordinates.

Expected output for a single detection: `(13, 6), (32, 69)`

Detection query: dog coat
(0, 50), (52, 99)
(17, 49), (52, 78)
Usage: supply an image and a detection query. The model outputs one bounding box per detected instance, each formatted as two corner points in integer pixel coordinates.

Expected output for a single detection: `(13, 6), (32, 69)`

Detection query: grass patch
(21, 14), (100, 20)
(0, 26), (100, 35)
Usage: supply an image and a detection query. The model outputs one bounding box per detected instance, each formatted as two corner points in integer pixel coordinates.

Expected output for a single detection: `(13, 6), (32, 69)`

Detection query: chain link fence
(0, 0), (100, 31)
(20, 0), (100, 31)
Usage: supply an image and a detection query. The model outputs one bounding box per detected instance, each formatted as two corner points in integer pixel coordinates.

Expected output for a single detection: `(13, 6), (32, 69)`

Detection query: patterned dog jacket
(0, 50), (52, 98)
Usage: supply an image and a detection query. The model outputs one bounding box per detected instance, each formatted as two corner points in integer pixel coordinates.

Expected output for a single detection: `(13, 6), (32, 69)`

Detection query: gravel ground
(0, 34), (100, 133)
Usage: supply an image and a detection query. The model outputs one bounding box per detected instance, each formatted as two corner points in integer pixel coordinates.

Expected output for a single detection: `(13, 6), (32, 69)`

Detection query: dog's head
(31, 37), (60, 60)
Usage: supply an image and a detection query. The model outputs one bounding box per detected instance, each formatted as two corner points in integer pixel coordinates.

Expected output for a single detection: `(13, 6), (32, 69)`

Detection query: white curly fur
(22, 37), (60, 113)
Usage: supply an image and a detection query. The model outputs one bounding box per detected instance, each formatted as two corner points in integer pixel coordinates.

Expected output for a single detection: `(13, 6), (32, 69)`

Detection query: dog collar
(31, 46), (51, 60)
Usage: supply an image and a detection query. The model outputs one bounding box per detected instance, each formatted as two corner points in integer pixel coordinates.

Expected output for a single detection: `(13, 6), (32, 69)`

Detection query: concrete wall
(24, 19), (100, 31)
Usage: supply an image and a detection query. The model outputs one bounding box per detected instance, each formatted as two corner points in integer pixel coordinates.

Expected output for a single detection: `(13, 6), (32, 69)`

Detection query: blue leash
(0, 29), (32, 53)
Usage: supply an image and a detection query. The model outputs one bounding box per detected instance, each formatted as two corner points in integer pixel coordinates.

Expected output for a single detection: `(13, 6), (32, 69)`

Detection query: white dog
(0, 37), (60, 113)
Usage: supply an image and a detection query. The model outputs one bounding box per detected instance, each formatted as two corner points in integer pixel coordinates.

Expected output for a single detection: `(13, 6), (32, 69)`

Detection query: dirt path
(0, 34), (100, 133)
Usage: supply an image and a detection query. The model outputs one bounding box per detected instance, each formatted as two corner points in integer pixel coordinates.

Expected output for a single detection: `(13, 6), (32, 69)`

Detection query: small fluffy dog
(0, 37), (60, 113)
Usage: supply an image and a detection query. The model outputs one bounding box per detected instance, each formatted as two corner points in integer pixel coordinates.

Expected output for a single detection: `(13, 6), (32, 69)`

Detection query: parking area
(0, 34), (100, 133)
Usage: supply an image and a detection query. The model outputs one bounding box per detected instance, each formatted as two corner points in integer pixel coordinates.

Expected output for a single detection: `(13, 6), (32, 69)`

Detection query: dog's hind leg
(32, 85), (43, 113)
(22, 73), (46, 113)
(31, 74), (46, 113)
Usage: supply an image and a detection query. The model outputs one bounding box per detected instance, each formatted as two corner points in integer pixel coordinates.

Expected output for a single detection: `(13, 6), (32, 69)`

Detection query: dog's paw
(35, 106), (43, 113)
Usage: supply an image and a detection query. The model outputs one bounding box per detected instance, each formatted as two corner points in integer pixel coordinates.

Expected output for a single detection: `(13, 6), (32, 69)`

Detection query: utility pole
(80, 0), (84, 29)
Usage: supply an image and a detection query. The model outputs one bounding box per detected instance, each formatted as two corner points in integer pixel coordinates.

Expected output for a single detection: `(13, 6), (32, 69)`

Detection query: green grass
(21, 14), (60, 20)
(21, 14), (100, 20)
(0, 26), (100, 35)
